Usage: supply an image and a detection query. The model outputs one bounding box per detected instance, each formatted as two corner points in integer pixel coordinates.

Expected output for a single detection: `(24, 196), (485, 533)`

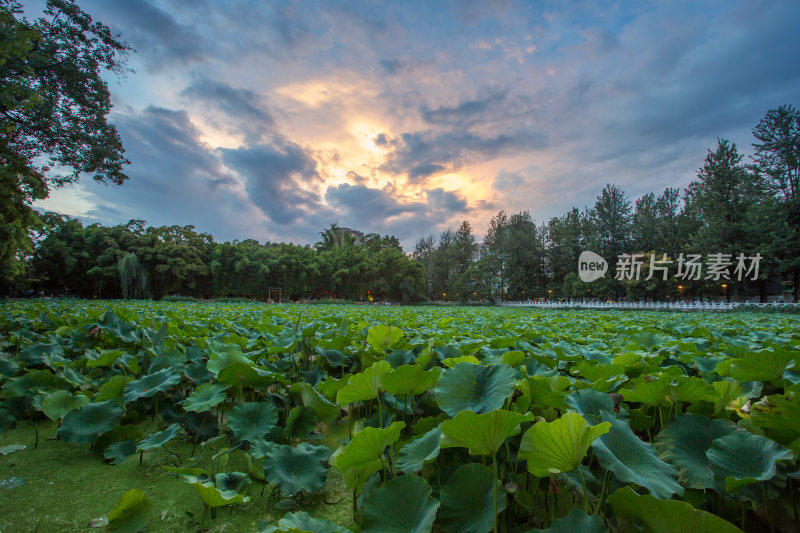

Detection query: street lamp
(721, 283), (728, 301)
(678, 285), (684, 300)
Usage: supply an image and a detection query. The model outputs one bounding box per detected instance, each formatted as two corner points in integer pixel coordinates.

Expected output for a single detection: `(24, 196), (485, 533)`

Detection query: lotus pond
(0, 300), (799, 533)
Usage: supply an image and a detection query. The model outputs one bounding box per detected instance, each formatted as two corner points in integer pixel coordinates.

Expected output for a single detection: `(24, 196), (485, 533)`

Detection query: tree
(1, 0), (130, 288)
(117, 252), (147, 299)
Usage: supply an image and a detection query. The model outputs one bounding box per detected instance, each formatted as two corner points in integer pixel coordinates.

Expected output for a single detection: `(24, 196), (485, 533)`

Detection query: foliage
(0, 301), (799, 532)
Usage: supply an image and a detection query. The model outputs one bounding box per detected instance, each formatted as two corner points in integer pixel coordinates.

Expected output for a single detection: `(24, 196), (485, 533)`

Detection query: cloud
(82, 0), (206, 70)
(220, 141), (321, 225)
(181, 78), (275, 143)
(64, 106), (267, 242)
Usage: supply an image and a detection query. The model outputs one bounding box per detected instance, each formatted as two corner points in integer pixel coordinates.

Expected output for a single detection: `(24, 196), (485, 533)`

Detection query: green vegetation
(1, 300), (799, 532)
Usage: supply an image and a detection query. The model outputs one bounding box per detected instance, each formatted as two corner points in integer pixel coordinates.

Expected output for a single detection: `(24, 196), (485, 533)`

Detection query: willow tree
(117, 253), (148, 299)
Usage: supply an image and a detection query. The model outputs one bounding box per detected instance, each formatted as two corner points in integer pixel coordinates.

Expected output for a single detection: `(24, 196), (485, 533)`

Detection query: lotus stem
(493, 454), (498, 533)
(578, 467), (588, 513)
(764, 485), (774, 533)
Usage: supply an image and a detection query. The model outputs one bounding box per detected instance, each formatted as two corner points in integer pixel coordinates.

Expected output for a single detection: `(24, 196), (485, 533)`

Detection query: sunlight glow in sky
(30, 0), (800, 249)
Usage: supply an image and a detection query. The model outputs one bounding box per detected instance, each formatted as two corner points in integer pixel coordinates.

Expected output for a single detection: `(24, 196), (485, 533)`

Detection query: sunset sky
(30, 0), (800, 250)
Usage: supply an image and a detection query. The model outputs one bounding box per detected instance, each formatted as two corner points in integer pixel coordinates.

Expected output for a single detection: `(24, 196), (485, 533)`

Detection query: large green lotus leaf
(206, 343), (251, 375)
(96, 311), (140, 344)
(382, 364), (441, 397)
(442, 355), (481, 368)
(712, 380), (742, 416)
(104, 439), (137, 465)
(654, 414), (737, 489)
(189, 481), (250, 507)
(106, 488), (152, 533)
(58, 401), (124, 444)
(264, 511), (352, 533)
(95, 375), (134, 407)
(228, 401), (279, 442)
(263, 443), (332, 496)
(285, 405), (318, 440)
(438, 463), (506, 533)
(58, 366), (87, 387)
(1, 369), (69, 398)
(730, 348), (795, 383)
(565, 389), (629, 423)
(123, 368), (181, 403)
(335, 421), (405, 471)
(179, 383), (229, 413)
(41, 390), (90, 421)
(591, 412), (683, 499)
(608, 486), (743, 533)
(336, 360), (392, 406)
(366, 324), (404, 352)
(619, 378), (670, 407)
(330, 446), (383, 493)
(435, 362), (515, 417)
(217, 362), (274, 390)
(397, 427), (442, 473)
(519, 412), (610, 477)
(528, 508), (608, 533)
(289, 382), (339, 422)
(19, 341), (66, 367)
(515, 375), (569, 411)
(361, 474), (439, 533)
(441, 409), (534, 456)
(748, 394), (800, 451)
(706, 430), (794, 492)
(85, 348), (124, 368)
(0, 357), (19, 378)
(215, 471), (252, 493)
(0, 409), (15, 433)
(137, 423), (181, 452)
(664, 376), (719, 406)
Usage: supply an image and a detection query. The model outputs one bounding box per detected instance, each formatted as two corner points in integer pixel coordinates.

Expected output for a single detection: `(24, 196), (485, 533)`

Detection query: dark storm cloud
(221, 142), (321, 225)
(181, 78), (275, 142)
(324, 184), (472, 248)
(80, 106), (260, 241)
(82, 0), (206, 70)
(381, 129), (546, 183)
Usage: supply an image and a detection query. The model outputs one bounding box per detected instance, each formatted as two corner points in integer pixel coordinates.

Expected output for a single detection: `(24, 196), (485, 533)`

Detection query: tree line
(2, 104), (798, 304)
(414, 105), (799, 303)
(13, 219), (424, 302)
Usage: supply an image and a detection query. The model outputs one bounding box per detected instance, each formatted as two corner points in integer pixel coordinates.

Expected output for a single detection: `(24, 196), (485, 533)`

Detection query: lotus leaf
(527, 508), (608, 533)
(189, 480), (250, 507)
(41, 390), (89, 421)
(289, 382), (339, 422)
(730, 348), (795, 383)
(438, 463), (506, 533)
(361, 474), (439, 533)
(106, 488), (151, 533)
(104, 440), (137, 465)
(608, 486), (743, 533)
(336, 360), (392, 406)
(137, 423), (181, 451)
(263, 443), (332, 496)
(654, 414), (737, 489)
(591, 412), (683, 499)
(58, 401), (124, 444)
(179, 383), (229, 413)
(366, 324), (404, 352)
(435, 362), (515, 417)
(262, 511), (352, 533)
(123, 368), (181, 403)
(519, 412), (610, 477)
(95, 375), (134, 407)
(442, 409), (534, 456)
(285, 406), (318, 440)
(382, 364), (441, 397)
(397, 427), (442, 473)
(706, 430), (794, 492)
(227, 401), (279, 442)
(335, 421), (405, 471)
